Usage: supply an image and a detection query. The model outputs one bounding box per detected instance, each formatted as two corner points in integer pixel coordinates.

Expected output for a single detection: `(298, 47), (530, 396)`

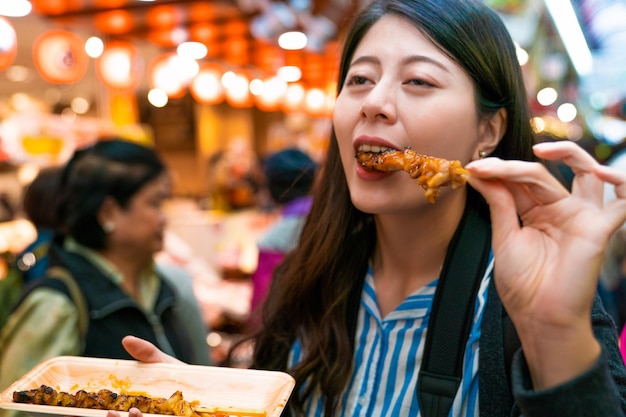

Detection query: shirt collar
(63, 238), (160, 309)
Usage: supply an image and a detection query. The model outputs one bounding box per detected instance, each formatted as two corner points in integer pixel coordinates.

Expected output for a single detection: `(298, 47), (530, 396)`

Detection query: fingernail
(533, 142), (557, 149)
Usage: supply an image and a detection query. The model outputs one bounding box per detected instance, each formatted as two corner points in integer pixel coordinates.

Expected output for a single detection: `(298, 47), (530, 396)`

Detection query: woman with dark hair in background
(0, 139), (210, 413)
(106, 0), (626, 416)
(16, 165), (64, 286)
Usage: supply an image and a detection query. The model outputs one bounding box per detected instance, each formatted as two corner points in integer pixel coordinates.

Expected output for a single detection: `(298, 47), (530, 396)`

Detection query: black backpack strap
(503, 309), (521, 388)
(417, 192), (492, 417)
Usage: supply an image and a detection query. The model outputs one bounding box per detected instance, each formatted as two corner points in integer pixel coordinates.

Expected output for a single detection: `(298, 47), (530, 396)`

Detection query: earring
(102, 222), (115, 233)
(479, 150), (488, 159)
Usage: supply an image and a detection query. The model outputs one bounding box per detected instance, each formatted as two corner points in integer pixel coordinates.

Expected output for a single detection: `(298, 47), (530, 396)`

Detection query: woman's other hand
(106, 408), (143, 417)
(99, 337), (183, 417)
(121, 335), (184, 364)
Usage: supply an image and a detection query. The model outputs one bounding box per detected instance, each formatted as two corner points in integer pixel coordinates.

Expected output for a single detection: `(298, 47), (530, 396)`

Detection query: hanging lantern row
(13, 25), (335, 117)
(29, 1), (231, 21)
(28, 0), (340, 85)
(155, 58), (337, 118)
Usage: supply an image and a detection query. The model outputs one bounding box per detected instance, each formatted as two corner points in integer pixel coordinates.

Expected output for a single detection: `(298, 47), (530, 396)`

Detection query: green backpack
(0, 242), (50, 330)
(0, 262), (24, 330)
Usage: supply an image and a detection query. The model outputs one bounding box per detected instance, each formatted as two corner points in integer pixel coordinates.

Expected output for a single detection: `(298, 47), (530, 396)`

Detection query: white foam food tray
(0, 356), (295, 417)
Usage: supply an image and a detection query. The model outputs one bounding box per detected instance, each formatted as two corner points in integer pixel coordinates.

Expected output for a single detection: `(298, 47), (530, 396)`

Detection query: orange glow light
(96, 41), (142, 90)
(189, 22), (219, 44)
(146, 5), (183, 29)
(190, 64), (225, 105)
(223, 71), (252, 108)
(94, 0), (127, 7)
(31, 0), (68, 15)
(0, 18), (17, 71)
(149, 53), (187, 99)
(94, 10), (134, 35)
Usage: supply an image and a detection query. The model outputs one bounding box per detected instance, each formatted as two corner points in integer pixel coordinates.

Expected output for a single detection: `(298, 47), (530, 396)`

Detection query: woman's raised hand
(466, 140), (626, 389)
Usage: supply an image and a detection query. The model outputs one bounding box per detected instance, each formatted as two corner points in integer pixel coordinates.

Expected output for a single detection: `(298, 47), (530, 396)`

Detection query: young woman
(0, 139), (210, 412)
(106, 0), (626, 416)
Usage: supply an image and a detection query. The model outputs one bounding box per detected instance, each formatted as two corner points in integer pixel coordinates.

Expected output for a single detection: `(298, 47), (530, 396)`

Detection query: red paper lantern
(223, 71), (252, 108)
(190, 63), (225, 105)
(223, 36), (249, 66)
(149, 53), (187, 99)
(189, 22), (219, 44)
(147, 28), (186, 48)
(146, 5), (183, 30)
(188, 3), (217, 23)
(222, 19), (248, 37)
(0, 18), (17, 71)
(31, 0), (68, 15)
(32, 30), (89, 84)
(94, 0), (127, 7)
(96, 41), (142, 90)
(253, 76), (287, 112)
(94, 10), (134, 35)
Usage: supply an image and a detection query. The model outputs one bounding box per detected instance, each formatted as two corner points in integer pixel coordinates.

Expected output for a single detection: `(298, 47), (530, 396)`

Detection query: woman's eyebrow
(402, 55), (450, 73)
(351, 54), (450, 73)
(350, 55), (381, 67)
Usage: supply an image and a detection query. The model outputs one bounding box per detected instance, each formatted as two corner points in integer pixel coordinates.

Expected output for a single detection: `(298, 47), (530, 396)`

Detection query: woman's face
(333, 14), (487, 214)
(108, 173), (171, 258)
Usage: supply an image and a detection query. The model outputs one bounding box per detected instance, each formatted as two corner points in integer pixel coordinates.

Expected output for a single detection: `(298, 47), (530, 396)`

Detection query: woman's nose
(360, 82), (397, 123)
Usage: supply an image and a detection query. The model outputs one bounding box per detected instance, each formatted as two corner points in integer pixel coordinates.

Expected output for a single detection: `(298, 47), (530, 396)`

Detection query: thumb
(121, 335), (184, 364)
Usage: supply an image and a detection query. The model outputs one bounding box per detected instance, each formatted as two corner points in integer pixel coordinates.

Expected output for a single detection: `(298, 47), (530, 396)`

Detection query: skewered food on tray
(13, 385), (229, 417)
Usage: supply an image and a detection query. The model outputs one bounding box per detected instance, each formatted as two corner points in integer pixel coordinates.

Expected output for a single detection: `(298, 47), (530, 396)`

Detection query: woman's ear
(97, 196), (119, 232)
(475, 108), (507, 158)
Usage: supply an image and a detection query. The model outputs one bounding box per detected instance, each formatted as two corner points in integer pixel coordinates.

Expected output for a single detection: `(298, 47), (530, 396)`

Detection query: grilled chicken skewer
(13, 385), (230, 417)
(355, 146), (469, 203)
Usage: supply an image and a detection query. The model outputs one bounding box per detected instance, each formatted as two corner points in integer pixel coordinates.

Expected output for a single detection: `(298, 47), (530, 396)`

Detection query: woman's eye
(406, 78), (433, 87)
(347, 75), (370, 86)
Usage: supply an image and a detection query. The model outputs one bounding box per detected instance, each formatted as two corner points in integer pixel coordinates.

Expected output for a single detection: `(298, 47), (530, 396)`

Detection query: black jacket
(28, 246), (197, 363)
(479, 278), (626, 416)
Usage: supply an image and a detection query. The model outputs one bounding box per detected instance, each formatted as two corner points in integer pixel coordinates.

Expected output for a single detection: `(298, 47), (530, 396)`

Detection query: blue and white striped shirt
(289, 253), (494, 417)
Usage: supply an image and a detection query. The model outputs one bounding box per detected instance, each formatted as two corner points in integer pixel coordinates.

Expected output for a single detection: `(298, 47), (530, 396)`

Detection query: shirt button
(358, 396), (367, 407)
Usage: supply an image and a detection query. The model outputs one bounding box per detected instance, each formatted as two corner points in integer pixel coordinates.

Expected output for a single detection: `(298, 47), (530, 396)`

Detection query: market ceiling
(29, 1), (360, 85)
(0, 0), (368, 106)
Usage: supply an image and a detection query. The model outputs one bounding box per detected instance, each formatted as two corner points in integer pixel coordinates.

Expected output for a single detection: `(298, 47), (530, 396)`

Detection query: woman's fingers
(128, 408), (143, 417)
(536, 141), (626, 230)
(466, 157), (569, 213)
(596, 164), (626, 200)
(121, 336), (183, 364)
(532, 141), (598, 173)
(105, 408), (142, 417)
(595, 164), (626, 227)
(533, 141), (604, 204)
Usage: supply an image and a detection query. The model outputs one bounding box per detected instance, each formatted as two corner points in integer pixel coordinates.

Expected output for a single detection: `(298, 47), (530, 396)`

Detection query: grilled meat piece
(356, 147), (469, 203)
(12, 385), (210, 417)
